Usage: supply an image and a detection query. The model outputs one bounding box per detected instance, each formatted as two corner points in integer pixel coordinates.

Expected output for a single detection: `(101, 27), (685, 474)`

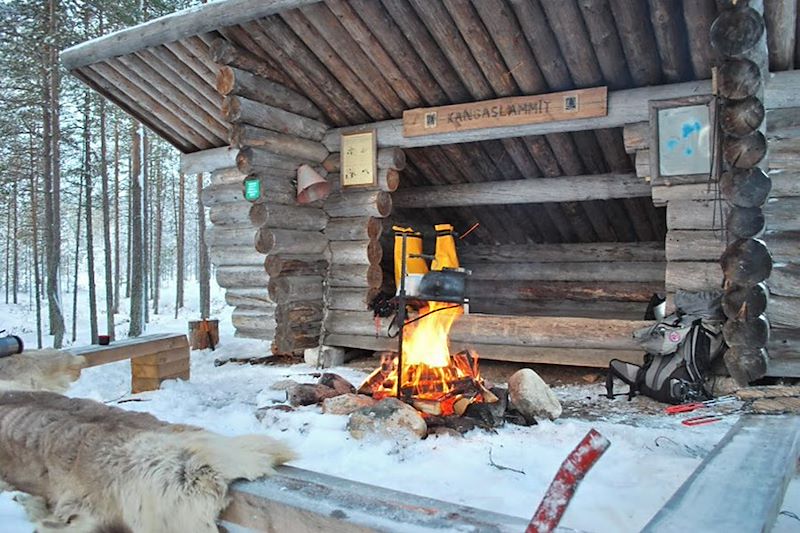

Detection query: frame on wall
(649, 95), (717, 186)
(341, 130), (377, 189)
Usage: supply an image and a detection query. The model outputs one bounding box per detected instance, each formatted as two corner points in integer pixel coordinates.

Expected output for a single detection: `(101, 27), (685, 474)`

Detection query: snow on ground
(2, 282), (799, 532)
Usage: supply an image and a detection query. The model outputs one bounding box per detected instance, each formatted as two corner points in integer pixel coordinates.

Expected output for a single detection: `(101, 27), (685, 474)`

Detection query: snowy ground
(2, 282), (799, 532)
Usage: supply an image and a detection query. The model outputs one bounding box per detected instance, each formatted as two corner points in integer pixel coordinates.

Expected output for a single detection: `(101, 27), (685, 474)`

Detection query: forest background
(0, 0), (213, 349)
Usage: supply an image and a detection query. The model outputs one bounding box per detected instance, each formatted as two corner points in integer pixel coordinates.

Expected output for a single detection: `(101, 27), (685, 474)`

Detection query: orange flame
(360, 302), (483, 415)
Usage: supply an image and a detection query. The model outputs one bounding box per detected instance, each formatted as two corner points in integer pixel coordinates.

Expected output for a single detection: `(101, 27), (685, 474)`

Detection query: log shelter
(61, 0), (800, 378)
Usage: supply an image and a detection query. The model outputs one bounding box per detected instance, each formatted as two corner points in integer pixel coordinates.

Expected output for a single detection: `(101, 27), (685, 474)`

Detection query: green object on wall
(244, 177), (260, 201)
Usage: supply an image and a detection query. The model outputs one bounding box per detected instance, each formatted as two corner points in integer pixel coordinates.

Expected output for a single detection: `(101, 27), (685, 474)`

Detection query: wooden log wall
(459, 242), (665, 320)
(712, 1), (772, 385)
(201, 163), (275, 341)
(320, 148), (400, 345)
(210, 38), (331, 354)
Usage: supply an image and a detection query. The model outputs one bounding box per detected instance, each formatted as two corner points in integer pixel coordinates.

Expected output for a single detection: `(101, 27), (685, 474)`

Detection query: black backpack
(606, 291), (727, 405)
(606, 315), (725, 404)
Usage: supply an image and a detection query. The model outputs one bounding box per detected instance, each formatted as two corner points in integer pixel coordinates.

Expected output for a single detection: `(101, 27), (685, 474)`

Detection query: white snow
(2, 282), (798, 532)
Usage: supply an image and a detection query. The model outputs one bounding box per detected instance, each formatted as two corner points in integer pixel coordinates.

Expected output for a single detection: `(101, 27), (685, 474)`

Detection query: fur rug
(0, 349), (86, 393)
(0, 351), (295, 532)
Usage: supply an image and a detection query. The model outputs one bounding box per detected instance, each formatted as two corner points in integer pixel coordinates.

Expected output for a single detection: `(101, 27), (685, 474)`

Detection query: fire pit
(358, 302), (503, 423)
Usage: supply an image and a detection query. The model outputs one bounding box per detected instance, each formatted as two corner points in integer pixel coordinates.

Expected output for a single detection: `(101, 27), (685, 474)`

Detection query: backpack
(606, 291), (726, 404)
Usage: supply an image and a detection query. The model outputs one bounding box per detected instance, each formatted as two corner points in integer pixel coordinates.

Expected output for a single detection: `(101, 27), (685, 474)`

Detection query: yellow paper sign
(341, 131), (376, 188)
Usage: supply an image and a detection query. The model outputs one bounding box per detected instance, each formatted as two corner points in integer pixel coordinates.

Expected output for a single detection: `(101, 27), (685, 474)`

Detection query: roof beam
(60, 0), (321, 70)
(324, 70), (800, 150)
(392, 173), (649, 209)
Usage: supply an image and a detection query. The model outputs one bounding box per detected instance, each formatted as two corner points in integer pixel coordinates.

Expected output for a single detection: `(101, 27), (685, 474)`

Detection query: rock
(347, 398), (427, 440)
(305, 345), (352, 367)
(255, 404), (295, 422)
(270, 379), (298, 391)
(318, 373), (356, 395)
(507, 369), (562, 421)
(286, 383), (339, 406)
(428, 426), (463, 439)
(487, 386), (508, 422)
(322, 393), (377, 415)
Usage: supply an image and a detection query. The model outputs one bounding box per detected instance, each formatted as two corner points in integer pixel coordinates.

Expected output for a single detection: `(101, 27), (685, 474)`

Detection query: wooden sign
(402, 86), (607, 137)
(341, 131), (376, 188)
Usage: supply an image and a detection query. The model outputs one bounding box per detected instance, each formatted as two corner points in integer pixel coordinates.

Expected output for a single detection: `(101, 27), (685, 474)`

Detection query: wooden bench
(70, 333), (190, 393)
(643, 414), (800, 532)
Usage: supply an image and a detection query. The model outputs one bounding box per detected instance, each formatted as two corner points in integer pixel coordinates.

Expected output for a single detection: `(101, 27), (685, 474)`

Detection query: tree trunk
(198, 173), (211, 319)
(83, 90), (98, 344)
(29, 133), (42, 349)
(175, 172), (185, 318)
(99, 99), (115, 340)
(143, 132), (150, 325)
(152, 158), (163, 315)
(11, 179), (18, 304)
(71, 183), (82, 343)
(113, 113), (121, 313)
(43, 0), (65, 347)
(129, 121), (145, 337)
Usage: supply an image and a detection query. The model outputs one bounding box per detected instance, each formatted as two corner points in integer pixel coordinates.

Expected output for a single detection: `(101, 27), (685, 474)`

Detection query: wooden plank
(402, 87), (607, 137)
(60, 0), (321, 70)
(459, 242), (665, 263)
(323, 71), (800, 150)
(642, 415), (800, 533)
(133, 347), (190, 366)
(464, 262), (666, 283)
(768, 263), (800, 298)
(392, 173), (649, 208)
(132, 358), (190, 379)
(132, 369), (191, 394)
(653, 172), (800, 204)
(768, 295), (800, 329)
(221, 466), (531, 533)
(666, 199), (729, 230)
(767, 328), (800, 377)
(321, 333), (643, 368)
(325, 311), (650, 351)
(666, 230), (727, 261)
(665, 261), (721, 292)
(623, 121), (649, 153)
(70, 334), (189, 367)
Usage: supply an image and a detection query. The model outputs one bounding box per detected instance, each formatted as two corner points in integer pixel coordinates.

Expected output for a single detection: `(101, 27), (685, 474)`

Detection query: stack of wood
(710, 2), (772, 385)
(209, 38), (332, 353)
(320, 148), (400, 346)
(459, 241), (665, 319)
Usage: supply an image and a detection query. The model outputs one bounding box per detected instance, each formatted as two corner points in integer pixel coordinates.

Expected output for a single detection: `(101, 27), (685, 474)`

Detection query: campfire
(359, 302), (493, 417)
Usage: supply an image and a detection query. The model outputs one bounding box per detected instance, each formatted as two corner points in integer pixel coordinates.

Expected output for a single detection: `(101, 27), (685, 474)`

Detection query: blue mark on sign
(682, 121), (702, 139)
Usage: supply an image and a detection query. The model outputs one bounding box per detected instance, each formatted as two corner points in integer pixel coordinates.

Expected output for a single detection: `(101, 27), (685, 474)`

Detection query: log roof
(61, 0), (800, 245)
